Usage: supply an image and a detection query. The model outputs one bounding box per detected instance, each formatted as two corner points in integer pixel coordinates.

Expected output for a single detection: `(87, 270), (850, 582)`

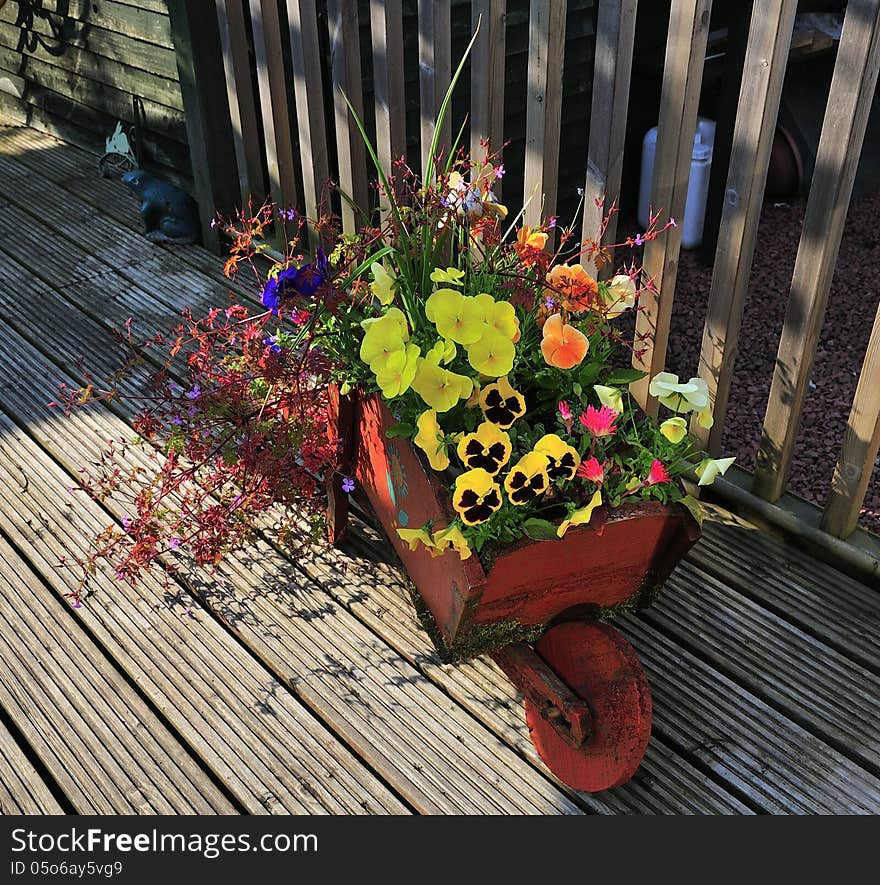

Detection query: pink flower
(646, 459), (670, 486)
(577, 457), (605, 484)
(558, 400), (574, 433)
(578, 405), (618, 438)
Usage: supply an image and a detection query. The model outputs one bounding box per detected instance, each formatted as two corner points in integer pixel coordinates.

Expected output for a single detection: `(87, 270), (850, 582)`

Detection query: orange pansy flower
(540, 313), (589, 369)
(515, 226), (549, 266)
(544, 263), (599, 313)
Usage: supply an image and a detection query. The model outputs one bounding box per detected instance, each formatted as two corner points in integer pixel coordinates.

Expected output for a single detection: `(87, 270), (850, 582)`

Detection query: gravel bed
(657, 190), (880, 536)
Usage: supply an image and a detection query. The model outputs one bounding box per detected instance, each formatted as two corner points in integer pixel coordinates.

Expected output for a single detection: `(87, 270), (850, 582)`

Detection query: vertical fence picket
(630, 0), (712, 416)
(523, 0), (566, 230)
(327, 0), (369, 233)
(823, 303), (880, 538)
(249, 0), (299, 211)
(754, 0), (880, 502)
(692, 0), (798, 453)
(471, 0), (506, 184)
(215, 0), (265, 207)
(371, 0), (406, 213)
(582, 0), (638, 270)
(288, 0), (330, 239)
(418, 0), (451, 173)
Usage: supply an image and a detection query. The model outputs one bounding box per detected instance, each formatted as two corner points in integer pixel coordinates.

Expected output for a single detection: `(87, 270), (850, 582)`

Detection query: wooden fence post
(166, 0), (239, 250)
(522, 0), (567, 231)
(753, 0), (880, 502)
(582, 0), (638, 272)
(823, 301), (880, 538)
(419, 0), (451, 172)
(630, 0), (712, 416)
(328, 0), (369, 233)
(288, 0), (330, 245)
(215, 0), (265, 209)
(471, 0), (506, 186)
(692, 0), (798, 454)
(371, 0), (406, 213)
(249, 0), (300, 212)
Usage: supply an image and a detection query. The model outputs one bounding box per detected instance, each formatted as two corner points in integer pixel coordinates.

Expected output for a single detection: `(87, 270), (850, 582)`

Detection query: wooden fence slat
(823, 301), (880, 538)
(249, 0), (299, 210)
(754, 0), (880, 502)
(692, 0), (798, 453)
(165, 0), (239, 249)
(370, 0), (406, 212)
(327, 0), (369, 232)
(288, 0), (330, 239)
(418, 0), (451, 174)
(582, 0), (638, 271)
(523, 0), (567, 229)
(630, 0), (713, 416)
(216, 0), (265, 206)
(471, 0), (506, 189)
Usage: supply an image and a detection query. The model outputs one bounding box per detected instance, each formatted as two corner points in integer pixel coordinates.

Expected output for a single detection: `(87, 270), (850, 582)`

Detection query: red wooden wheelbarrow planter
(328, 389), (701, 792)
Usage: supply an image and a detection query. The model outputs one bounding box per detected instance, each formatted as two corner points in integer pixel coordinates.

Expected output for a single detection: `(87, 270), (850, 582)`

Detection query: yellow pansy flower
(411, 359), (474, 412)
(534, 433), (581, 481)
(425, 289), (484, 345)
(429, 266), (466, 287)
(697, 407), (714, 429)
(504, 452), (551, 505)
(594, 384), (624, 414)
(413, 409), (450, 471)
(374, 343), (420, 398)
(425, 338), (457, 366)
(474, 293), (519, 341)
(478, 376), (526, 428)
(397, 526), (439, 553)
(466, 328), (516, 377)
(660, 416), (688, 444)
(452, 468), (503, 525)
(370, 262), (396, 305)
(557, 488), (603, 538)
(431, 524), (472, 560)
(456, 421), (512, 475)
(359, 307), (409, 367)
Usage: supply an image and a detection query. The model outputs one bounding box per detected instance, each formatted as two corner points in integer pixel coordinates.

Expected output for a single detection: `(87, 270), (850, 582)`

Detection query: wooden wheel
(523, 621), (651, 792)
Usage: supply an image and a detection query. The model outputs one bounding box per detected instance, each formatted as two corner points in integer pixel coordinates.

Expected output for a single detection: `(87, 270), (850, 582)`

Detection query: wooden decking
(0, 124), (879, 815)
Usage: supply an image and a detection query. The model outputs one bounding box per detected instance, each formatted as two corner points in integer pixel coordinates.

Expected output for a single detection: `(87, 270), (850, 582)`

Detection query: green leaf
(603, 368), (646, 385)
(577, 363), (603, 386)
(385, 422), (414, 439)
(522, 518), (562, 541)
(680, 494), (704, 526)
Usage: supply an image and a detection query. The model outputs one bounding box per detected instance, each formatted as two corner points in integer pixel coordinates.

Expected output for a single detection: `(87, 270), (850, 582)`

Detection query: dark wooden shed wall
(0, 0), (189, 184)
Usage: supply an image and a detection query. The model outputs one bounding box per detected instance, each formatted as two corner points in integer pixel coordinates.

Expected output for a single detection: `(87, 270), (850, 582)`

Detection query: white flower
(695, 456), (736, 486)
(649, 371), (709, 413)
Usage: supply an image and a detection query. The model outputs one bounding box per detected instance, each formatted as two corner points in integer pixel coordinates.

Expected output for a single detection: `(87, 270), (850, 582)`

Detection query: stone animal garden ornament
(121, 170), (201, 245)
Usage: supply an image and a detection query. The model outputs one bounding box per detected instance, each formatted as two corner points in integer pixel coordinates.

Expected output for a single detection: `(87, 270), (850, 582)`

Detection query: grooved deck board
(0, 716), (64, 815)
(690, 511), (880, 674)
(0, 536), (237, 814)
(652, 559), (880, 778)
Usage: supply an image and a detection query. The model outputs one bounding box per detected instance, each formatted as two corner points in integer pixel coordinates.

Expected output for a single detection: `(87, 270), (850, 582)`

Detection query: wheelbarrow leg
(326, 386), (356, 546)
(495, 621), (652, 792)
